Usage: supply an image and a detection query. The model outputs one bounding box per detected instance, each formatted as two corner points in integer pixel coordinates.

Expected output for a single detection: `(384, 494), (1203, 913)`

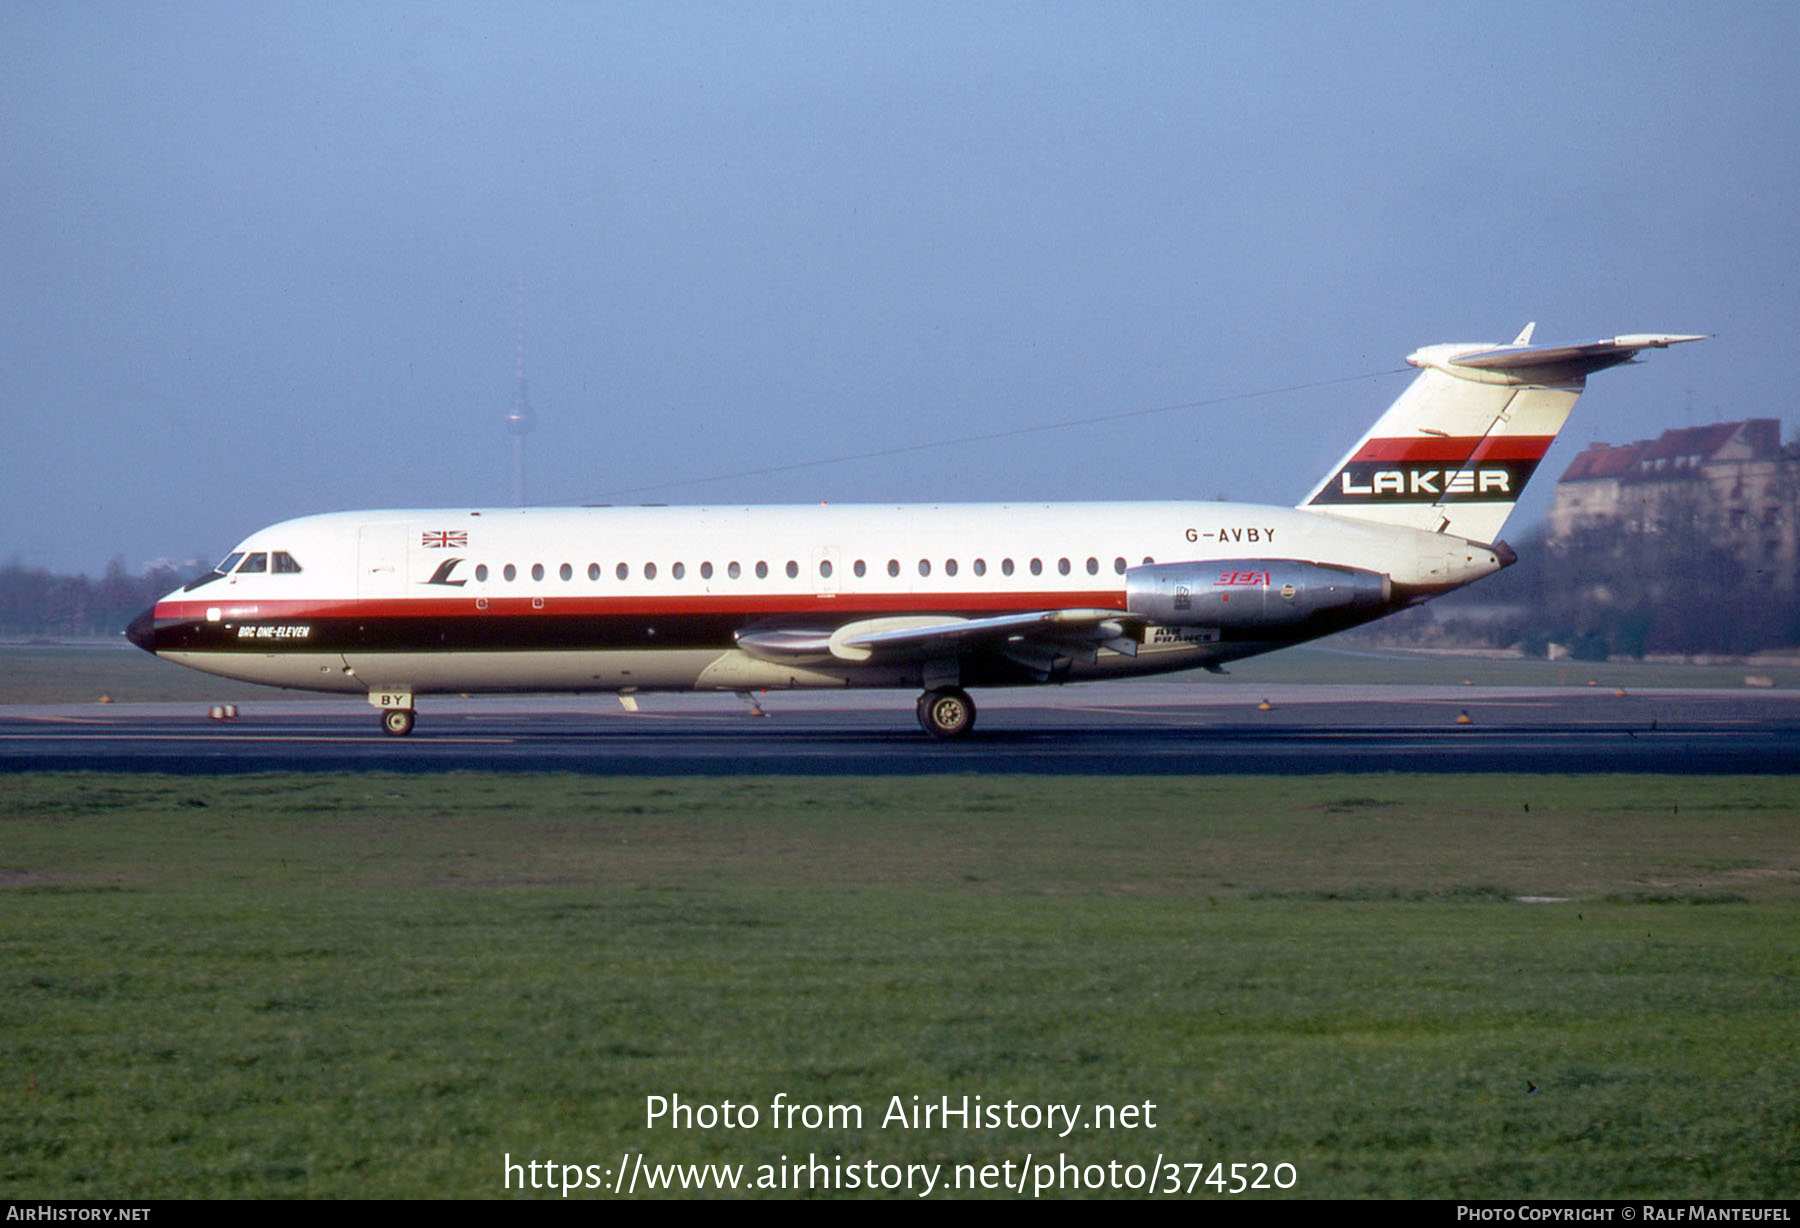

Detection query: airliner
(126, 326), (1702, 738)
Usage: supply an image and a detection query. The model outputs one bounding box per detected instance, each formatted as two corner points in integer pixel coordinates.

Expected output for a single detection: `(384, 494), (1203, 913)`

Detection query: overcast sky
(4, 2), (1794, 576)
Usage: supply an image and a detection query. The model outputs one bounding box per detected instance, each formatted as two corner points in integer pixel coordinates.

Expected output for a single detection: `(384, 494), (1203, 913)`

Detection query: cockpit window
(272, 551), (302, 574)
(237, 552), (269, 574)
(183, 552), (244, 592)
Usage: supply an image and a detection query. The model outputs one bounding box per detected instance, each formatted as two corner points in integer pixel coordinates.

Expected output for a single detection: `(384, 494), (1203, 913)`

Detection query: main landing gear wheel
(381, 708), (416, 737)
(916, 687), (976, 739)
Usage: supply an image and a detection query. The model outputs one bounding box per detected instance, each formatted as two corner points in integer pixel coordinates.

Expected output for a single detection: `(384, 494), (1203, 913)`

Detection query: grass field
(4, 773), (1797, 1199)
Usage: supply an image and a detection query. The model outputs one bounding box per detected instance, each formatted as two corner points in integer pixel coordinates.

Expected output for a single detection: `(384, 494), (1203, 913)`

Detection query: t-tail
(1300, 325), (1707, 545)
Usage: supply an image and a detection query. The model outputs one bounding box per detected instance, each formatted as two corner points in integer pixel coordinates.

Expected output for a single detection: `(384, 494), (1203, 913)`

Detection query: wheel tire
(918, 688), (975, 739)
(381, 708), (415, 737)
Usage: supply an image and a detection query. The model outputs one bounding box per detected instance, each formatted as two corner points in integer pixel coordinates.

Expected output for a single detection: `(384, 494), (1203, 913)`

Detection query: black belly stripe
(155, 612), (758, 653)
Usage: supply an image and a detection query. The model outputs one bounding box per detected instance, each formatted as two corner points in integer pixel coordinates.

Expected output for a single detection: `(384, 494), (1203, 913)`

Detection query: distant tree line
(0, 558), (201, 640)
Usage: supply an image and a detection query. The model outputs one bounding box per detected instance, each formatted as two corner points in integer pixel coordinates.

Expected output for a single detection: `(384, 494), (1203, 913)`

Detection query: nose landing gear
(370, 692), (416, 737)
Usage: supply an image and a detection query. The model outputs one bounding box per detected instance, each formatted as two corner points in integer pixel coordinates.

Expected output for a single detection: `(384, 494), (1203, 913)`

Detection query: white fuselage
(141, 500), (1503, 697)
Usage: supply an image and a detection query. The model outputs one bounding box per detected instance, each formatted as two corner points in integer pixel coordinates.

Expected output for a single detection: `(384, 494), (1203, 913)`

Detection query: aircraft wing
(841, 608), (1135, 656)
(735, 607), (1140, 680)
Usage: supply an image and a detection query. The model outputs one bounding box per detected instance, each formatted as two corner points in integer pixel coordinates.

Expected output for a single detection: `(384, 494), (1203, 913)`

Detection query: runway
(3, 682), (1797, 774)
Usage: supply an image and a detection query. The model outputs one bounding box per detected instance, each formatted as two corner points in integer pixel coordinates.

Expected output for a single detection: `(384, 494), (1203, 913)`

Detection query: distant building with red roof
(1546, 419), (1797, 589)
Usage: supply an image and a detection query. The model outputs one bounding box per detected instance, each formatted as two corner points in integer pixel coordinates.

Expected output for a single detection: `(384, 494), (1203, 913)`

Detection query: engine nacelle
(1126, 559), (1391, 628)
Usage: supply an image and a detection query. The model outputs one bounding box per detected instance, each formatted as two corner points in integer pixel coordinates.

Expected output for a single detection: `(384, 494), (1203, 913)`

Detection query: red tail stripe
(1350, 435), (1555, 463)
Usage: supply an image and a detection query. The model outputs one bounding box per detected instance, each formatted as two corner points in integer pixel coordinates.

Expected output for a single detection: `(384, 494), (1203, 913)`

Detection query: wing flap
(839, 608), (1130, 658)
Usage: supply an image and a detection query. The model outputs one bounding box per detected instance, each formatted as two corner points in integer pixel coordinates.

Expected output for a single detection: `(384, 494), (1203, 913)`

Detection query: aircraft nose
(125, 607), (157, 654)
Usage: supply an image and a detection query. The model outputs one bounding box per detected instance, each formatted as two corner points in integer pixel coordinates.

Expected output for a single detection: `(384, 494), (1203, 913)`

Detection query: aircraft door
(358, 523), (412, 598)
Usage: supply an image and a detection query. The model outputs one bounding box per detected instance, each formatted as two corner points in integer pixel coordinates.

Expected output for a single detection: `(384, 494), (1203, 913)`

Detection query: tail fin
(1300, 328), (1706, 543)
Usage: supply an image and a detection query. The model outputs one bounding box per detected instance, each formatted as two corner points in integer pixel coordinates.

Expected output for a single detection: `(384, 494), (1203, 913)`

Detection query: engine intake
(1126, 559), (1390, 628)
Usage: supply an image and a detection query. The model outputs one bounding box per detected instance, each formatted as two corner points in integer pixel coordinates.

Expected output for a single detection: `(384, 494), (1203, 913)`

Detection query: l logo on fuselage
(424, 558), (467, 587)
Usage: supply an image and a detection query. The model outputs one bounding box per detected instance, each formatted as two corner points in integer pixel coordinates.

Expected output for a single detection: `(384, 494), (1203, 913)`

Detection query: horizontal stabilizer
(1414, 333), (1708, 382)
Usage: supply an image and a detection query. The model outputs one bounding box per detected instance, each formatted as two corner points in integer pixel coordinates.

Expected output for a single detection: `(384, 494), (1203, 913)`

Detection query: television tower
(503, 276), (535, 506)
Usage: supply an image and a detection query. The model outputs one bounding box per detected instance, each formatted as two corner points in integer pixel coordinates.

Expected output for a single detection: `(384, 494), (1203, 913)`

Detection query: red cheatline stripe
(154, 590), (1131, 622)
(1350, 435), (1555, 463)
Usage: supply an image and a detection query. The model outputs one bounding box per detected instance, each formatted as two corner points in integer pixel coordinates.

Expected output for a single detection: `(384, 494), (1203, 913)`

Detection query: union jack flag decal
(421, 530), (468, 549)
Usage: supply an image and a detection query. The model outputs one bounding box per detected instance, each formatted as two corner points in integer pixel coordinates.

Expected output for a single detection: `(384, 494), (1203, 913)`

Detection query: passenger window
(616, 563), (629, 580)
(887, 559), (900, 578)
(273, 551), (302, 574)
(728, 561), (741, 579)
(532, 563), (545, 581)
(504, 564), (517, 581)
(1058, 558), (1071, 576)
(1143, 556), (1155, 565)
(588, 563), (600, 580)
(756, 561), (768, 579)
(853, 559), (866, 578)
(476, 564), (489, 582)
(673, 562), (685, 580)
(560, 563), (572, 581)
(1002, 558), (1014, 576)
(973, 559), (986, 576)
(918, 559), (931, 577)
(945, 559), (957, 577)
(819, 560), (832, 578)
(237, 553), (268, 574)
(785, 560), (798, 579)
(1086, 557), (1098, 575)
(644, 563), (657, 580)
(1030, 558), (1042, 576)
(1114, 557), (1126, 575)
(701, 562), (713, 580)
